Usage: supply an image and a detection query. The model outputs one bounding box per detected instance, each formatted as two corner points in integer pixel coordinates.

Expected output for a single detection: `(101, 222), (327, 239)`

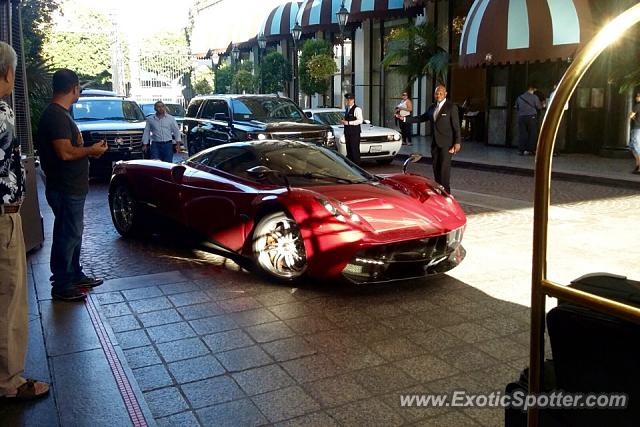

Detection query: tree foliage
(42, 1), (112, 77)
(258, 52), (292, 94)
(299, 39), (337, 96)
(192, 67), (214, 95)
(215, 64), (234, 94)
(232, 62), (255, 93)
(21, 0), (60, 137)
(382, 22), (449, 88)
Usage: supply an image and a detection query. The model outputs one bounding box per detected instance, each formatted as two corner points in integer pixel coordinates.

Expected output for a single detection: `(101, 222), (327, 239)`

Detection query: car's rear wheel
(252, 211), (307, 281)
(109, 182), (140, 237)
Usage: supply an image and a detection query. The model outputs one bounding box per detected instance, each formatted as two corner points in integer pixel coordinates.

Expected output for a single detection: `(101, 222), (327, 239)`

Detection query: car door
(199, 99), (232, 149)
(180, 147), (260, 251)
(185, 98), (205, 155)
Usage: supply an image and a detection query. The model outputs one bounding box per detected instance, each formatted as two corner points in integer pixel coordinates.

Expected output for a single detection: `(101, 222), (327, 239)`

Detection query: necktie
(434, 102), (441, 120)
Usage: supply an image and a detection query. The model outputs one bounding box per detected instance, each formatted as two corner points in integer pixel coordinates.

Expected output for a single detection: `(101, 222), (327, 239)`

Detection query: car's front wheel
(252, 211), (307, 281)
(109, 182), (141, 237)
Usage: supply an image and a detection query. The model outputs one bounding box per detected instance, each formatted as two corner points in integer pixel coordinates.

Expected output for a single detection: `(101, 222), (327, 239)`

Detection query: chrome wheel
(110, 183), (137, 236)
(252, 212), (307, 280)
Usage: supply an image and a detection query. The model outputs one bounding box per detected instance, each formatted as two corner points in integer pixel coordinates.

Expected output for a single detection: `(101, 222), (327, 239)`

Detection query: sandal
(3, 379), (50, 400)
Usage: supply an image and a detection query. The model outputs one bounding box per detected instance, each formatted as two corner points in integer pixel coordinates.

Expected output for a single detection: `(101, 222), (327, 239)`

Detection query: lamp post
(291, 22), (302, 104)
(336, 1), (349, 99)
(231, 44), (240, 68)
(257, 34), (267, 93)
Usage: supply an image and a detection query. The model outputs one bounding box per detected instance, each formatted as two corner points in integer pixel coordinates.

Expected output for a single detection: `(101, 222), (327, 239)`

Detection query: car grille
(91, 131), (144, 150)
(342, 229), (465, 283)
(360, 135), (391, 143)
(271, 131), (326, 146)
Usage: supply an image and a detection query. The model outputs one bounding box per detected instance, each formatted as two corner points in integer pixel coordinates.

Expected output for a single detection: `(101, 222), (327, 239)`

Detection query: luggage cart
(528, 4), (640, 426)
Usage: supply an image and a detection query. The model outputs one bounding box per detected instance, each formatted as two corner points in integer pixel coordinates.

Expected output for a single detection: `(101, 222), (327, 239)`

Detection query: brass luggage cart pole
(529, 4), (640, 426)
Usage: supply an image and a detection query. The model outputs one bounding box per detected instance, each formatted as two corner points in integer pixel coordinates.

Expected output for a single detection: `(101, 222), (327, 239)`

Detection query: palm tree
(382, 22), (449, 88)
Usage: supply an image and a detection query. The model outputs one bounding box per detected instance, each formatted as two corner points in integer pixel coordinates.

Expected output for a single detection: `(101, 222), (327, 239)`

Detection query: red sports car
(108, 140), (466, 283)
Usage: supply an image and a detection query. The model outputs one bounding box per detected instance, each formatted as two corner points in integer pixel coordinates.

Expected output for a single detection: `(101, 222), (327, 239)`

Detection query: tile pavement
(91, 266), (534, 426)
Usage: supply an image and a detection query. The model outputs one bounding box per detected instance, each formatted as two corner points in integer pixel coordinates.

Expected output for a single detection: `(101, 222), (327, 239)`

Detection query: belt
(152, 140), (173, 144)
(0, 204), (21, 215)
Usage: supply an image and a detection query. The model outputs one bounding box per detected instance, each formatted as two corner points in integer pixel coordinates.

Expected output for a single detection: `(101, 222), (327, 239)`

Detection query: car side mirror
(213, 113), (230, 122)
(402, 153), (422, 174)
(363, 119), (371, 125)
(304, 111), (312, 118)
(171, 164), (186, 183)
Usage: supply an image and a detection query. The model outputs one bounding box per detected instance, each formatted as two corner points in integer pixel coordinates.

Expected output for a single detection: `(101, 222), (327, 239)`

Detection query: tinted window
(201, 99), (229, 120)
(231, 97), (304, 122)
(72, 99), (145, 121)
(207, 147), (258, 178)
(165, 104), (185, 117)
(312, 111), (344, 125)
(186, 99), (204, 117)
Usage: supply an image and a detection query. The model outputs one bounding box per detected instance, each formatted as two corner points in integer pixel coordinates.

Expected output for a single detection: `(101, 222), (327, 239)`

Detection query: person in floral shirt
(0, 41), (49, 400)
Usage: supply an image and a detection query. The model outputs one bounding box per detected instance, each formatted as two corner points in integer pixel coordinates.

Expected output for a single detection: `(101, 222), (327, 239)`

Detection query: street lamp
(257, 34), (267, 93)
(231, 44), (240, 65)
(257, 33), (267, 50)
(291, 22), (302, 104)
(336, 1), (350, 99)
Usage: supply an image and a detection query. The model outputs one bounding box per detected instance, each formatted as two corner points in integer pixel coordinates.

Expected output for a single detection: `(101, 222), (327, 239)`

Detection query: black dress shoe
(52, 288), (87, 302)
(74, 276), (104, 288)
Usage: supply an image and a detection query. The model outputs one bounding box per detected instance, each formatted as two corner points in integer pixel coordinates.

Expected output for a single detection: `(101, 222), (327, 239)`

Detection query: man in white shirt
(341, 93), (363, 164)
(142, 101), (182, 162)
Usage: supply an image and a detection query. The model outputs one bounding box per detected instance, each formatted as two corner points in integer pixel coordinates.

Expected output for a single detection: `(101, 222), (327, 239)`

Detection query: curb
(395, 153), (640, 190)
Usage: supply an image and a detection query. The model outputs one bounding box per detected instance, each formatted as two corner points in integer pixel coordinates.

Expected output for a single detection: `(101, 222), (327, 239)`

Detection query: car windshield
(231, 97), (305, 122)
(140, 104), (155, 116)
(72, 99), (145, 121)
(165, 104), (185, 117)
(192, 142), (374, 185)
(312, 111), (344, 126)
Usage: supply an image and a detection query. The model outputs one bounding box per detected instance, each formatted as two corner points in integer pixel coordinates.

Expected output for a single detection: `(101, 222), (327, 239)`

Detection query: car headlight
(247, 132), (267, 140)
(393, 133), (401, 141)
(327, 131), (333, 140)
(317, 197), (360, 222)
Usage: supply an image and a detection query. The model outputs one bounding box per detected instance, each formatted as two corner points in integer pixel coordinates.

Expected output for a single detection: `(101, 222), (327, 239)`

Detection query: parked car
(80, 88), (119, 97)
(304, 107), (402, 164)
(71, 96), (146, 176)
(183, 94), (334, 156)
(109, 140), (466, 283)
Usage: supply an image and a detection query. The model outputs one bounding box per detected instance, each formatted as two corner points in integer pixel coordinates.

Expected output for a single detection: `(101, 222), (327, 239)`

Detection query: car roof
(75, 96), (137, 102)
(190, 94), (290, 101)
(80, 89), (119, 97)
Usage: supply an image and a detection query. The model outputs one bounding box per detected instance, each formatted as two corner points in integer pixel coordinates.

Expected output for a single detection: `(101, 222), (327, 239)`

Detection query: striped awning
(459, 0), (595, 67)
(259, 2), (303, 40)
(297, 0), (419, 32)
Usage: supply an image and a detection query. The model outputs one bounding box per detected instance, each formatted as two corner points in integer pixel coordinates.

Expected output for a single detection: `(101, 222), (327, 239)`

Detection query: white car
(304, 108), (402, 164)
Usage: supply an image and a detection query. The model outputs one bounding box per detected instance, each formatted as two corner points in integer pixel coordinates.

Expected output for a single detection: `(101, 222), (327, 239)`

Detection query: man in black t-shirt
(37, 69), (108, 301)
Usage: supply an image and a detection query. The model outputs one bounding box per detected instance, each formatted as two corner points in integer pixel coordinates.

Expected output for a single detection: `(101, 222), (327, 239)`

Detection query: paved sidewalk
(399, 136), (640, 188)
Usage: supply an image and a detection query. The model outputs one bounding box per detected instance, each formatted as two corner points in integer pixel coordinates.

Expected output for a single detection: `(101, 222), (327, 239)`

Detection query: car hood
(76, 121), (147, 132)
(329, 124), (400, 138)
(309, 181), (466, 241)
(240, 121), (329, 132)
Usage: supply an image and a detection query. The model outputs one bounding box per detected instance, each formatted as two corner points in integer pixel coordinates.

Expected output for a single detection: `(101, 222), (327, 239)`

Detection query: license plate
(369, 145), (382, 153)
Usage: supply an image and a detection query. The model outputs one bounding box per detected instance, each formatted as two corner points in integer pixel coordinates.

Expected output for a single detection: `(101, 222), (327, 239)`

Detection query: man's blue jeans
(45, 189), (87, 293)
(150, 141), (174, 162)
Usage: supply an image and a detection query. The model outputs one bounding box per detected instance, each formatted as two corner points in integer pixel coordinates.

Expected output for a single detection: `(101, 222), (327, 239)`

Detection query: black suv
(184, 94), (334, 156)
(72, 95), (146, 176)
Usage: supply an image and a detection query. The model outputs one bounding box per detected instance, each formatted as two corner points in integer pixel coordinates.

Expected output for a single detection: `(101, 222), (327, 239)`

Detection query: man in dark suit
(398, 85), (461, 194)
(341, 93), (363, 164)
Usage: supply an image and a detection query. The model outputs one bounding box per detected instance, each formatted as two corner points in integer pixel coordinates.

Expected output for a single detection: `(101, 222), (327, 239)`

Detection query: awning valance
(259, 2), (303, 40)
(459, 0), (595, 67)
(296, 0), (421, 33)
